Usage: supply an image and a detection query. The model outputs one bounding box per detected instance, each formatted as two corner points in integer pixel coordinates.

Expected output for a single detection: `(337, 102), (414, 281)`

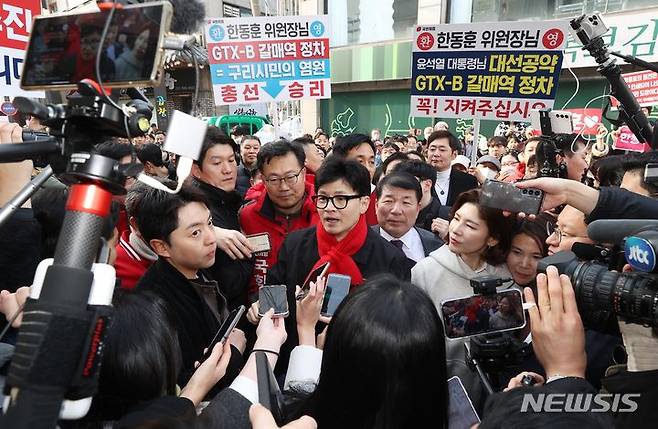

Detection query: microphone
(121, 0), (206, 34)
(587, 219), (658, 244)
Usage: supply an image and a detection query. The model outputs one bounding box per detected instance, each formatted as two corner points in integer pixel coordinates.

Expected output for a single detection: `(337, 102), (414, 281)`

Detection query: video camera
(0, 1), (206, 427)
(538, 220), (658, 334)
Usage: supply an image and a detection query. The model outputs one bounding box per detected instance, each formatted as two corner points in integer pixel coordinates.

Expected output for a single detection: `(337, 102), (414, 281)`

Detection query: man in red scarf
(260, 157), (410, 374)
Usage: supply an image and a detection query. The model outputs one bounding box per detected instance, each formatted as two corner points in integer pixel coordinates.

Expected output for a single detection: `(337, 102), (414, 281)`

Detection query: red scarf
(312, 215), (368, 286)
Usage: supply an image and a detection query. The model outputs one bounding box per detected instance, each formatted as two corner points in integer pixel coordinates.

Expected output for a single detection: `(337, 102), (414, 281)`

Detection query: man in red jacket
(239, 140), (319, 300)
(114, 181), (158, 289)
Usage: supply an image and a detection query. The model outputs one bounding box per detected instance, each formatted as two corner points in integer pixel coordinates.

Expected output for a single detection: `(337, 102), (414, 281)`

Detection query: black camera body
(538, 222), (658, 333)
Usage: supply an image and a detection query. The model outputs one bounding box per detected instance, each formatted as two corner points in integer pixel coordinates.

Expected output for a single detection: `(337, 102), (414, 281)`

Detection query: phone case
(480, 180), (544, 214)
(258, 285), (289, 317)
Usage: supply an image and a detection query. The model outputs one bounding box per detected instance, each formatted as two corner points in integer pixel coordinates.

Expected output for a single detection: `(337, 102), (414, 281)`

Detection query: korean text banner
(1, 0), (44, 98)
(411, 21), (569, 121)
(205, 15), (331, 105)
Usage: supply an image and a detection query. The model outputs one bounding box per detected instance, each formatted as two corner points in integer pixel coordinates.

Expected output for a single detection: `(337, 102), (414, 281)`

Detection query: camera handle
(464, 342), (495, 396)
(0, 152), (122, 428)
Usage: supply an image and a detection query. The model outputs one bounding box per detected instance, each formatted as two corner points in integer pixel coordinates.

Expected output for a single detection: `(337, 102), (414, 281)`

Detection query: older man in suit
(373, 172), (443, 264)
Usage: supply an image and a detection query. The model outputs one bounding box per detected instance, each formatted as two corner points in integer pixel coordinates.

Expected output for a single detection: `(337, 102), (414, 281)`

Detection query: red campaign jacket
(114, 229), (154, 290)
(239, 180), (319, 296)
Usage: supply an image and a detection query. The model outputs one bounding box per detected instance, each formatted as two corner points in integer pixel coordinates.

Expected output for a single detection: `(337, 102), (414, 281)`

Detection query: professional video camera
(0, 1), (206, 427)
(538, 219), (658, 334)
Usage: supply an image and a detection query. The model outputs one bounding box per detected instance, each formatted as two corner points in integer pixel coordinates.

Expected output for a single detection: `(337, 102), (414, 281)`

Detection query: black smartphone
(199, 305), (245, 363)
(320, 273), (351, 317)
(256, 352), (285, 425)
(480, 179), (544, 215)
(440, 289), (525, 339)
(21, 2), (172, 90)
(296, 262), (331, 300)
(258, 285), (289, 318)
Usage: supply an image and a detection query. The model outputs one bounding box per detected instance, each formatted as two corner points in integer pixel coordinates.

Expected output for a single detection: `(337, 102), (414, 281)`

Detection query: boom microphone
(587, 219), (658, 244)
(119, 0), (206, 34)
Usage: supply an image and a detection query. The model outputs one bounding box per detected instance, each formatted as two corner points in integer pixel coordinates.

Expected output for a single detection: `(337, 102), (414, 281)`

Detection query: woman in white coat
(411, 188), (516, 410)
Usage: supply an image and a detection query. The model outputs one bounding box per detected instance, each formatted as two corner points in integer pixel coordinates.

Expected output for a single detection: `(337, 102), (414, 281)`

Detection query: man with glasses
(239, 140), (319, 301)
(260, 157), (410, 373)
(545, 205), (594, 256)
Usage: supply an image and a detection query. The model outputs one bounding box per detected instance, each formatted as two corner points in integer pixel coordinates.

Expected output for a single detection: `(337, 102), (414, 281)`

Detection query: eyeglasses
(264, 167), (304, 188)
(546, 222), (563, 245)
(312, 194), (363, 210)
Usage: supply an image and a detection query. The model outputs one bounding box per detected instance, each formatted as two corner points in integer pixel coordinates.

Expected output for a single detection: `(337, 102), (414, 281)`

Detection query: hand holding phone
(321, 274), (351, 317)
(199, 305), (245, 363)
(480, 180), (544, 215)
(296, 262), (330, 300)
(258, 285), (289, 318)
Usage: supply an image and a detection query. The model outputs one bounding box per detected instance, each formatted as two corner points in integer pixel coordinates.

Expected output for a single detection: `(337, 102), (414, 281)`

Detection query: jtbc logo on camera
(625, 237), (656, 272)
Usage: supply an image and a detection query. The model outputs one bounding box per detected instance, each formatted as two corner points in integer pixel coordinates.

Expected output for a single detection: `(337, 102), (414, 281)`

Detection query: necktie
(390, 239), (404, 249)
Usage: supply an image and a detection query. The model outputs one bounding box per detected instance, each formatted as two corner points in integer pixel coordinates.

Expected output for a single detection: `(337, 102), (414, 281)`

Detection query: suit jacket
(371, 225), (444, 258)
(446, 169), (479, 206)
(416, 196), (451, 232)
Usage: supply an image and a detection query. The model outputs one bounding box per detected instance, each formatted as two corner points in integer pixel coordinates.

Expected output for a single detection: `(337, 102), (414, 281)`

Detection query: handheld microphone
(587, 219), (658, 244)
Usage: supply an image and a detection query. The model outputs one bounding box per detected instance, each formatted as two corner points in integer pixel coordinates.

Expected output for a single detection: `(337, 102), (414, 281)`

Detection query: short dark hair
(256, 139), (305, 173)
(589, 155), (624, 187)
(93, 138), (132, 161)
(291, 135), (315, 148)
(392, 160), (437, 187)
(196, 126), (238, 168)
(621, 151), (658, 194)
(488, 136), (507, 147)
(315, 156), (371, 197)
(314, 131), (329, 139)
(125, 178), (175, 218)
(92, 290), (180, 420)
(406, 150), (426, 162)
(426, 130), (460, 152)
(450, 189), (515, 266)
(332, 134), (375, 158)
(511, 217), (550, 261)
(375, 172), (422, 202)
(381, 151), (409, 175)
(382, 141), (400, 152)
(561, 134), (588, 157)
(136, 183), (209, 246)
(136, 143), (165, 167)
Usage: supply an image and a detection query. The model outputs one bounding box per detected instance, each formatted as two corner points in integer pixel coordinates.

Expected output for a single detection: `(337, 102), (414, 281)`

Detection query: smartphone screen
(199, 305), (245, 363)
(448, 376), (480, 429)
(21, 2), (171, 89)
(259, 285), (289, 318)
(320, 274), (351, 317)
(440, 289), (525, 339)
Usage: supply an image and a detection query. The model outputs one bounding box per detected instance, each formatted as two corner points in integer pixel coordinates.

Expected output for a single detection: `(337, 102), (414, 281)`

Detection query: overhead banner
(205, 15), (331, 105)
(410, 20), (569, 121)
(0, 0), (45, 98)
(622, 70), (658, 107)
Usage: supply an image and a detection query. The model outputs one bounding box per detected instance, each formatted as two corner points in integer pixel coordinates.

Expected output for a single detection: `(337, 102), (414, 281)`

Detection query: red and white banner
(564, 108), (602, 134)
(622, 70), (658, 107)
(613, 125), (651, 152)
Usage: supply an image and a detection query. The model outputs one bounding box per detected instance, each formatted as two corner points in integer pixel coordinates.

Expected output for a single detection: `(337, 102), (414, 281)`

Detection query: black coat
(135, 259), (242, 387)
(416, 195), (451, 231)
(267, 225), (411, 374)
(587, 186), (658, 221)
(194, 178), (254, 309)
(446, 169), (479, 207)
(235, 165), (252, 199)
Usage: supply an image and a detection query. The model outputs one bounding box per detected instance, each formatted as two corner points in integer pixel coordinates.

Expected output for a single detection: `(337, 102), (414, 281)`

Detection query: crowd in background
(0, 113), (657, 428)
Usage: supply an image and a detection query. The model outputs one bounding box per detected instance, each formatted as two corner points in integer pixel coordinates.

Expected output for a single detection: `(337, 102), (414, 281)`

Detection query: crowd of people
(1, 115), (658, 428)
